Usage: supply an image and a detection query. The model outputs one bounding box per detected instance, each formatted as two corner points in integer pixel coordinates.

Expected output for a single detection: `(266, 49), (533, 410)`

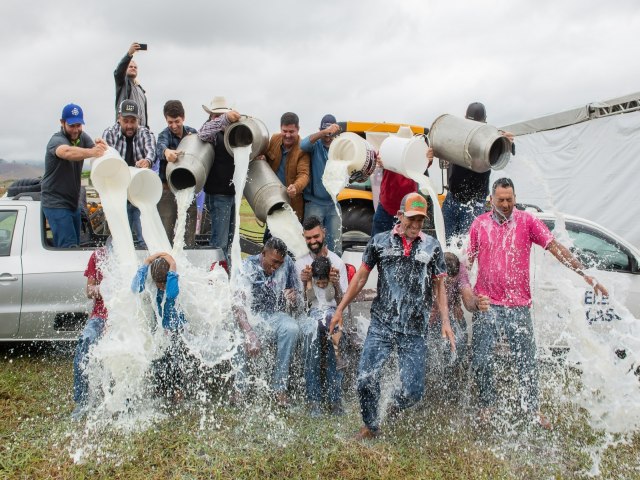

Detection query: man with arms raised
(469, 177), (608, 428)
(42, 104), (107, 248)
(330, 193), (454, 439)
(114, 42), (148, 128)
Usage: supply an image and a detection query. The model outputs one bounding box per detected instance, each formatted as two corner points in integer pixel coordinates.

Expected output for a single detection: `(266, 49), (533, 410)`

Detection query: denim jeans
(43, 207), (81, 248)
(357, 323), (427, 431)
(302, 308), (343, 404)
(234, 311), (300, 393)
(304, 202), (342, 255)
(127, 201), (146, 248)
(206, 194), (235, 262)
(471, 306), (539, 412)
(441, 193), (485, 242)
(371, 204), (397, 238)
(73, 316), (106, 405)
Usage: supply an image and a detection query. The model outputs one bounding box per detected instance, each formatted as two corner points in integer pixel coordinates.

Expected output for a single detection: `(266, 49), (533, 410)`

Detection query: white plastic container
(327, 132), (377, 182)
(378, 135), (429, 178)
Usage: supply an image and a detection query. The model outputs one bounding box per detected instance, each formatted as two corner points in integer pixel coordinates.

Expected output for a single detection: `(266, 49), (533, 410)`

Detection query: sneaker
(309, 401), (323, 418)
(353, 425), (380, 441)
(71, 404), (88, 422)
(330, 402), (345, 416)
(275, 391), (290, 408)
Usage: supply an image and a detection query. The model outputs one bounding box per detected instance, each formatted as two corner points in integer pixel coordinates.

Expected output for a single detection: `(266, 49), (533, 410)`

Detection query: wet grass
(1, 343), (639, 479)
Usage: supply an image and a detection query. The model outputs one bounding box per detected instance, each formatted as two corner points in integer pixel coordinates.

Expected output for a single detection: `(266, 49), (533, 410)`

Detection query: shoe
(330, 402), (345, 416)
(309, 401), (323, 418)
(71, 404), (88, 422)
(536, 412), (553, 430)
(275, 391), (290, 408)
(353, 425), (380, 441)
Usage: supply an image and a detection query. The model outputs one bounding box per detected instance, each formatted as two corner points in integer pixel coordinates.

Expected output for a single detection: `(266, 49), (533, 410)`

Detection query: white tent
(493, 92), (640, 248)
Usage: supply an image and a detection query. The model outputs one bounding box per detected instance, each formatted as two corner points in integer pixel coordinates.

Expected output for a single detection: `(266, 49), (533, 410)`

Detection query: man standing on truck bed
(42, 104), (107, 248)
(114, 42), (148, 128)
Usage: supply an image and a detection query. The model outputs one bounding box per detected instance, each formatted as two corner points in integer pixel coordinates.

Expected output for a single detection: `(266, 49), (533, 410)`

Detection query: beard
(308, 239), (325, 254)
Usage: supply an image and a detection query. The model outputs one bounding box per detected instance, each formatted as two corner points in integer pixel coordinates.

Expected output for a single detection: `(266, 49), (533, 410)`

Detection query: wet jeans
(471, 306), (539, 412)
(304, 203), (342, 256)
(302, 308), (343, 404)
(206, 194), (235, 262)
(371, 204), (396, 237)
(127, 202), (146, 248)
(357, 323), (427, 431)
(43, 207), (81, 248)
(442, 193), (485, 242)
(73, 316), (106, 405)
(234, 312), (300, 393)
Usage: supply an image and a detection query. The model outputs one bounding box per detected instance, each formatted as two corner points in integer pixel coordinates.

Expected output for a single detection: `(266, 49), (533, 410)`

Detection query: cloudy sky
(1, 0), (639, 162)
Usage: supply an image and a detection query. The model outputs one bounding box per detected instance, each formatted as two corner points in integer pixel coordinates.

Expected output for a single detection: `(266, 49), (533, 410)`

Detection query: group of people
(65, 43), (611, 439)
(42, 42), (344, 258)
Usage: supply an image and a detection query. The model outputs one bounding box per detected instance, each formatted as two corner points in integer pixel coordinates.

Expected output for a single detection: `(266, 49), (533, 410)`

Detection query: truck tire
(341, 203), (373, 236)
(7, 177), (42, 197)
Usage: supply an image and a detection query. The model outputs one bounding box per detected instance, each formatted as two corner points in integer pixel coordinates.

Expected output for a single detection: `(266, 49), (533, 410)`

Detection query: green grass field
(1, 343), (638, 479)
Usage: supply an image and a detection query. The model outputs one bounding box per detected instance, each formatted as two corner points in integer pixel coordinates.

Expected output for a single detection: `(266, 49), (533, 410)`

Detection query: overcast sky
(1, 0), (639, 161)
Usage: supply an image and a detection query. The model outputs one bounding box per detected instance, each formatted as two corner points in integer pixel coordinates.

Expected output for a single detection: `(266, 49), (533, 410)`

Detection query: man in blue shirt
(156, 100), (198, 246)
(232, 237), (302, 407)
(330, 193), (455, 440)
(300, 114), (343, 255)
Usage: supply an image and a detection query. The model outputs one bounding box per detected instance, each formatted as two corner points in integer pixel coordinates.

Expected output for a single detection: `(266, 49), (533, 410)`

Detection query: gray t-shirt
(41, 130), (94, 210)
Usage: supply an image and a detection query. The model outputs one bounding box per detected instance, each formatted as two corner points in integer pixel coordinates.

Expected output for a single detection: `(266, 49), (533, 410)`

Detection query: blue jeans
(304, 202), (342, 256)
(127, 202), (146, 248)
(442, 193), (485, 242)
(73, 316), (106, 405)
(357, 323), (427, 431)
(43, 207), (81, 248)
(302, 308), (343, 404)
(206, 194), (235, 262)
(234, 311), (300, 393)
(471, 306), (539, 412)
(371, 204), (397, 238)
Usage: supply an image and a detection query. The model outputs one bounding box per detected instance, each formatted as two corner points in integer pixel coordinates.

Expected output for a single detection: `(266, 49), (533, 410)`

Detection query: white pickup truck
(0, 193), (224, 341)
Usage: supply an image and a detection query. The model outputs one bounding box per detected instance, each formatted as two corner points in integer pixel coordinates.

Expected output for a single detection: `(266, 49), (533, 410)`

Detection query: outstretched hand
(442, 321), (456, 353)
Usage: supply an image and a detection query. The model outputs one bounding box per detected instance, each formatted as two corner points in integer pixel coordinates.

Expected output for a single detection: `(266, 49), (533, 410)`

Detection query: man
(468, 177), (608, 428)
(114, 42), (148, 128)
(371, 148), (434, 237)
(232, 237), (302, 407)
(198, 96), (241, 262)
(442, 102), (515, 242)
(300, 114), (343, 255)
(264, 112), (310, 222)
(295, 216), (348, 416)
(42, 104), (107, 248)
(72, 241), (110, 420)
(156, 100), (198, 246)
(330, 193), (455, 439)
(103, 100), (156, 248)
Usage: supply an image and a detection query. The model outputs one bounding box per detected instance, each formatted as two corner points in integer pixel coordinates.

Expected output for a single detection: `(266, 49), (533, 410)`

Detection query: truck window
(565, 222), (632, 272)
(0, 211), (18, 256)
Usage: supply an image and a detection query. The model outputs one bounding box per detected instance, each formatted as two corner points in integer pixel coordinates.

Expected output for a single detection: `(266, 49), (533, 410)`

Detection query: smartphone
(138, 43), (148, 51)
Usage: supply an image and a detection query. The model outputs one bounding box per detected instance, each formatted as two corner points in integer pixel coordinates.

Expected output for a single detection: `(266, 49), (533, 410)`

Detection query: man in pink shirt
(468, 178), (608, 429)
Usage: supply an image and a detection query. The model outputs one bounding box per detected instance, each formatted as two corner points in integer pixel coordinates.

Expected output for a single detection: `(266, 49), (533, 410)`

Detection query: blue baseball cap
(320, 114), (336, 129)
(61, 103), (85, 125)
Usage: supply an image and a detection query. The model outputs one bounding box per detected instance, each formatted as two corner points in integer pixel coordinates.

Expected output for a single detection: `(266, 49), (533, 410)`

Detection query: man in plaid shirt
(103, 99), (156, 247)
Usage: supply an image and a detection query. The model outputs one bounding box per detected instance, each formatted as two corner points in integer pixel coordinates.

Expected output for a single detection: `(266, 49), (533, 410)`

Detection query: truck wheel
(341, 203), (373, 236)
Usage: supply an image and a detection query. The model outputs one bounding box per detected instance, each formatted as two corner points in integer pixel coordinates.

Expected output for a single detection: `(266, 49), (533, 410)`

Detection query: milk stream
(266, 205), (308, 259)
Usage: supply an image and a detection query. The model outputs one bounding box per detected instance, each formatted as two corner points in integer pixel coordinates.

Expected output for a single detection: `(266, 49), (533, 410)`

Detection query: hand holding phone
(138, 43), (148, 51)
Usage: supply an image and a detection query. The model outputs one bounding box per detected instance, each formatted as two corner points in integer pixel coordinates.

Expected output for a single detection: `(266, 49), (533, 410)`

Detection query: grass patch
(1, 343), (639, 479)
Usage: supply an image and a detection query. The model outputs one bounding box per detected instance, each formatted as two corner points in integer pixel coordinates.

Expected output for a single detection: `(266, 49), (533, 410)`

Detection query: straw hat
(202, 96), (232, 115)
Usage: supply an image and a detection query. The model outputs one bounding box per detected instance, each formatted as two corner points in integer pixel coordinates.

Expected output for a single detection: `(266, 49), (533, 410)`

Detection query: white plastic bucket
(128, 167), (171, 253)
(327, 132), (377, 182)
(378, 135), (429, 178)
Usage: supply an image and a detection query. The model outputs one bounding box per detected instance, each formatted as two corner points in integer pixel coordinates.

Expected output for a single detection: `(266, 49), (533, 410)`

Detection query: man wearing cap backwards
(300, 114), (343, 255)
(103, 100), (156, 248)
(262, 112), (311, 222)
(441, 102), (515, 242)
(114, 42), (148, 128)
(41, 104), (108, 248)
(330, 192), (454, 440)
(468, 177), (609, 429)
(156, 100), (199, 246)
(197, 96), (241, 262)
